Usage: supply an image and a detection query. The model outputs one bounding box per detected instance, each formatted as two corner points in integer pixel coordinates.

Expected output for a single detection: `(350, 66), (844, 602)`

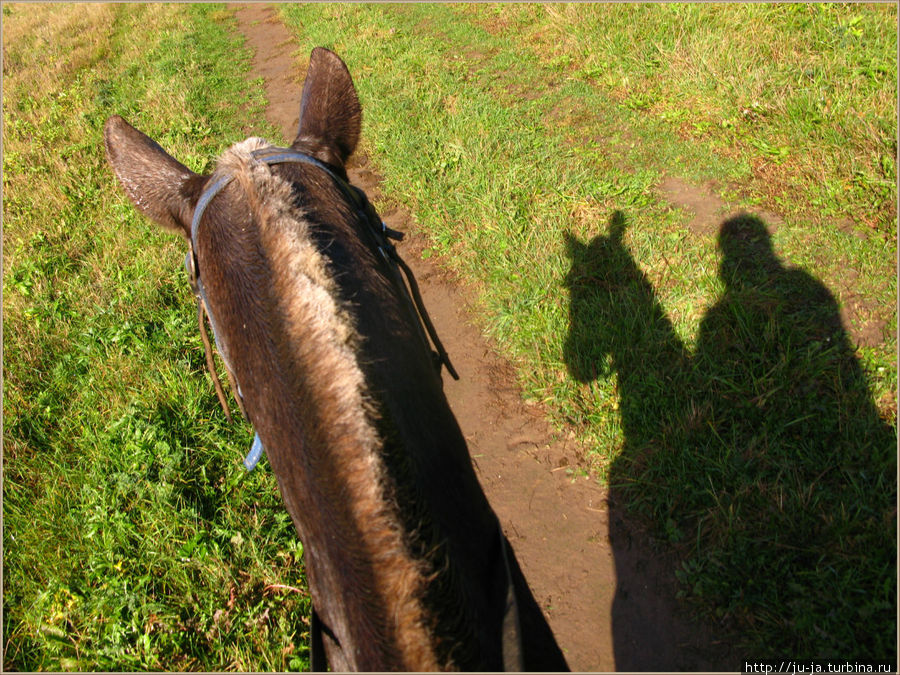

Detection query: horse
(104, 47), (568, 672)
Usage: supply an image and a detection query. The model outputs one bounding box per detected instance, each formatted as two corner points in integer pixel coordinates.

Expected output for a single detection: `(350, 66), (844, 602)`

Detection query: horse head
(105, 47), (567, 672)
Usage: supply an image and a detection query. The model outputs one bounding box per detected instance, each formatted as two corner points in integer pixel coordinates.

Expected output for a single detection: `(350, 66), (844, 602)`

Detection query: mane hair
(214, 139), (443, 669)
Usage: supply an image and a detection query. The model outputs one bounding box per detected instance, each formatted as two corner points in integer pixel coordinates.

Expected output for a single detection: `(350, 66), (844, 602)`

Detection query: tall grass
(279, 3), (896, 661)
(3, 4), (310, 670)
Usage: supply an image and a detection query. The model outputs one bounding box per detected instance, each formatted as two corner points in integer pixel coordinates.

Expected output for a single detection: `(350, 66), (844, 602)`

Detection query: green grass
(3, 4), (310, 671)
(467, 4), (897, 235)
(278, 3), (896, 662)
(4, 2), (895, 669)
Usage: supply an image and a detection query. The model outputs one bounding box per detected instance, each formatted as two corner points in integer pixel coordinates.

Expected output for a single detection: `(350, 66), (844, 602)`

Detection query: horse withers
(104, 47), (568, 671)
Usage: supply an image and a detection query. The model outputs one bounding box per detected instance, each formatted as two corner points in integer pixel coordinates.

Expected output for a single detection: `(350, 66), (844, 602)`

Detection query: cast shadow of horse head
(105, 47), (568, 672)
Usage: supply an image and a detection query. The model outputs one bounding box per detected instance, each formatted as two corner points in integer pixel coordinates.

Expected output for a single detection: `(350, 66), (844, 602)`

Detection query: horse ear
(104, 115), (200, 239)
(608, 210), (627, 243)
(292, 47), (361, 168)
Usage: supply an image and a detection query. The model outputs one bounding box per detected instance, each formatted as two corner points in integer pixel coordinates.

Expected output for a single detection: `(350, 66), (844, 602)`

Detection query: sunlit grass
(461, 3), (896, 234)
(3, 4), (309, 671)
(279, 3), (896, 661)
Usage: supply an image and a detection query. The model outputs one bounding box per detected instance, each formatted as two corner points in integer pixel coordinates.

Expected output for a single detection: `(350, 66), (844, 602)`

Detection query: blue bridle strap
(186, 149), (356, 472)
(187, 145), (457, 471)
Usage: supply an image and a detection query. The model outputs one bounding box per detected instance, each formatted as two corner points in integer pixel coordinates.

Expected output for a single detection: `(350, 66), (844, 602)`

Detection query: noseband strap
(187, 146), (458, 471)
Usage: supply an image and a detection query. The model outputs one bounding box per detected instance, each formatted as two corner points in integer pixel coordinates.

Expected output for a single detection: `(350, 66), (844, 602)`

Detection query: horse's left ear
(292, 47), (361, 169)
(104, 115), (200, 240)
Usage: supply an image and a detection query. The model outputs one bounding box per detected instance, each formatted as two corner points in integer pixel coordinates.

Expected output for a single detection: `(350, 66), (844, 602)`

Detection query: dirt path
(232, 5), (735, 671)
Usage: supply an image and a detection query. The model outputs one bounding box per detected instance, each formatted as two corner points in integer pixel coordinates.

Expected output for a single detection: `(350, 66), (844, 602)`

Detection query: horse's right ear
(104, 115), (200, 240)
(608, 210), (627, 243)
(292, 47), (361, 169)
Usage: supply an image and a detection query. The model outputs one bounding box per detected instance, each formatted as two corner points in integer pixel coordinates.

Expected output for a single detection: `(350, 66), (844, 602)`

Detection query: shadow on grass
(563, 212), (896, 668)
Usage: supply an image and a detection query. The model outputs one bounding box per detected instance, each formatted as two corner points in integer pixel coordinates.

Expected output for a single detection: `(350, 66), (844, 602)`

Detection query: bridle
(183, 146), (523, 671)
(184, 145), (458, 470)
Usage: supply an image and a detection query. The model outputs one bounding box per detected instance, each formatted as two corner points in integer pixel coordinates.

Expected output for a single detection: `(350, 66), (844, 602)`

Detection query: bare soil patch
(658, 175), (782, 238)
(658, 176), (731, 237)
(235, 3), (302, 143)
(232, 4), (738, 670)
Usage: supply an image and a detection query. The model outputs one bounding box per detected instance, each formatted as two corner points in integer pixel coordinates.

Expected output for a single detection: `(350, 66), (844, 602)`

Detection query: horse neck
(202, 142), (442, 669)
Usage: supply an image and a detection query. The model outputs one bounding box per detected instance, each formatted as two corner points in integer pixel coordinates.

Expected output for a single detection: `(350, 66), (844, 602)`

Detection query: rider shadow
(563, 212), (896, 669)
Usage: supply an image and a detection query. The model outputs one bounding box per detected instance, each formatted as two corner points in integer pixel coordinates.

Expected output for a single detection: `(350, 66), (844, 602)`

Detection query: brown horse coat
(105, 47), (568, 672)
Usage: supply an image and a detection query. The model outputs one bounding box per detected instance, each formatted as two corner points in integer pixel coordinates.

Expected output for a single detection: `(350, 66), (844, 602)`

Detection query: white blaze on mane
(214, 138), (441, 669)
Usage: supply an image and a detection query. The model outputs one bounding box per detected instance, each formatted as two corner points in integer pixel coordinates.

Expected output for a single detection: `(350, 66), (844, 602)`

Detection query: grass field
(279, 3), (896, 660)
(4, 2), (896, 669)
(3, 5), (311, 671)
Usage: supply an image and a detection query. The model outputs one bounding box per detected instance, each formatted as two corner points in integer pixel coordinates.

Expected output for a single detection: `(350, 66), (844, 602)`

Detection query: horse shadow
(563, 212), (896, 668)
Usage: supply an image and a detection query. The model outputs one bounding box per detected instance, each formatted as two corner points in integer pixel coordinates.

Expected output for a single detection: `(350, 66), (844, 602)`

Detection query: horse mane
(214, 138), (444, 669)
